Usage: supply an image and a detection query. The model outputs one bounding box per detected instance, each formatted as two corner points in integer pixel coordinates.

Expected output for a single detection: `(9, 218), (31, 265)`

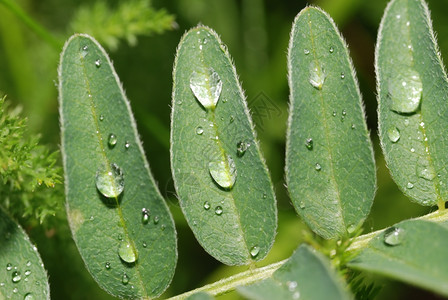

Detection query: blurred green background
(1, 0), (447, 299)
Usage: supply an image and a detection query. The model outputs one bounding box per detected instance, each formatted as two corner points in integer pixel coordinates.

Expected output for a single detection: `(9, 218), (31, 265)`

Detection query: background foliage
(1, 0), (448, 299)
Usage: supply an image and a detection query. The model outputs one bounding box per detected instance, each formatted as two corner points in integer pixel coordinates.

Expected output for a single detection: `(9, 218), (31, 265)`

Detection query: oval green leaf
(58, 34), (177, 298)
(286, 7), (376, 239)
(237, 244), (352, 300)
(348, 219), (448, 297)
(171, 26), (277, 265)
(0, 207), (50, 299)
(377, 0), (448, 207)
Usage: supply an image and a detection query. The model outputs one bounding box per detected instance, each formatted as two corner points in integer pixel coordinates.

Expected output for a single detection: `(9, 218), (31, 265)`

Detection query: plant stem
(168, 209), (448, 299)
(0, 0), (62, 49)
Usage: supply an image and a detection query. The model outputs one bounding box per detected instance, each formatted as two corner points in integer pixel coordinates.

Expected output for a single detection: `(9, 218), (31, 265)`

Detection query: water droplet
(125, 141), (130, 149)
(95, 59), (101, 68)
(195, 126), (204, 135)
(410, 148), (415, 153)
(99, 115), (104, 121)
(26, 261), (31, 267)
(105, 262), (111, 270)
(250, 246), (260, 258)
(141, 208), (150, 224)
(347, 224), (357, 234)
(342, 109), (346, 116)
(329, 46), (334, 53)
(299, 201), (306, 209)
(13, 288), (18, 294)
(305, 138), (313, 150)
(418, 166), (436, 181)
(161, 224), (166, 231)
(341, 72), (345, 79)
(24, 293), (34, 300)
(387, 127), (400, 143)
(407, 182), (414, 189)
(118, 239), (138, 263)
(351, 124), (355, 129)
(80, 45), (88, 58)
(142, 241), (147, 248)
(406, 21), (410, 26)
(263, 193), (267, 199)
(95, 163), (124, 198)
(384, 227), (404, 246)
(315, 163), (322, 171)
(6, 263), (12, 271)
(286, 281), (298, 292)
(309, 61), (326, 90)
(190, 67), (222, 110)
(332, 111), (337, 117)
(230, 116), (235, 123)
(153, 216), (159, 224)
(293, 291), (300, 300)
(12, 271), (21, 283)
(396, 14), (401, 19)
(122, 274), (130, 285)
(237, 141), (250, 157)
(389, 70), (422, 113)
(108, 133), (117, 148)
(209, 154), (237, 189)
(24, 270), (31, 276)
(215, 206), (223, 215)
(304, 49), (310, 55)
(203, 201), (211, 210)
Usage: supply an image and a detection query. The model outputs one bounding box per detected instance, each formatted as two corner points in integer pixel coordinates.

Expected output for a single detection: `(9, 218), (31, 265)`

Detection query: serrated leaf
(348, 220), (448, 297)
(286, 7), (376, 239)
(171, 26), (277, 265)
(58, 34), (177, 298)
(376, 0), (448, 207)
(237, 244), (352, 300)
(0, 207), (49, 299)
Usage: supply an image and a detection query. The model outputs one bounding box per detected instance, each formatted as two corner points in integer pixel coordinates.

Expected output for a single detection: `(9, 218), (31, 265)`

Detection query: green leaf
(0, 207), (50, 299)
(237, 244), (352, 300)
(376, 0), (448, 207)
(348, 219), (448, 297)
(58, 34), (177, 298)
(286, 7), (376, 239)
(186, 292), (214, 300)
(171, 26), (277, 265)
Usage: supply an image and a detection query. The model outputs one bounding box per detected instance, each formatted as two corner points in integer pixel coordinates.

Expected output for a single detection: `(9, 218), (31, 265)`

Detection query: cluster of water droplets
(1, 260), (35, 299)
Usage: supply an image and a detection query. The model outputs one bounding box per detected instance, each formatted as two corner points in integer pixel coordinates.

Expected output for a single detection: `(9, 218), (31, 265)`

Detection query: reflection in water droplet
(250, 246), (260, 258)
(315, 163), (322, 171)
(95, 59), (101, 68)
(142, 208), (150, 224)
(384, 227), (404, 246)
(190, 67), (222, 110)
(108, 134), (117, 147)
(389, 70), (422, 113)
(237, 141), (250, 157)
(118, 239), (138, 263)
(203, 201), (211, 210)
(209, 155), (237, 189)
(215, 206), (223, 215)
(305, 138), (313, 150)
(196, 126), (204, 135)
(122, 274), (130, 285)
(12, 271), (21, 283)
(309, 61), (326, 90)
(95, 163), (124, 198)
(387, 127), (400, 143)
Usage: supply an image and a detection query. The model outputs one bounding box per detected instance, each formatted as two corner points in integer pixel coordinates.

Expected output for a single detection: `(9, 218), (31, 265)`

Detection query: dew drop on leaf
(304, 49), (310, 55)
(299, 201), (305, 209)
(236, 141), (250, 157)
(286, 281), (298, 292)
(141, 208), (150, 224)
(105, 262), (111, 270)
(315, 163), (322, 171)
(407, 182), (414, 189)
(195, 126), (204, 135)
(215, 206), (223, 216)
(387, 127), (400, 143)
(329, 46), (334, 53)
(95, 163), (124, 198)
(122, 274), (130, 285)
(12, 271), (21, 283)
(389, 70), (422, 113)
(309, 60), (325, 90)
(24, 293), (34, 300)
(125, 141), (130, 149)
(250, 246), (260, 258)
(418, 166), (436, 181)
(13, 288), (18, 294)
(190, 67), (223, 110)
(142, 241), (147, 248)
(305, 138), (313, 150)
(153, 216), (159, 225)
(384, 227), (404, 246)
(209, 154), (237, 189)
(6, 263), (12, 271)
(118, 239), (138, 263)
(80, 45), (88, 58)
(108, 133), (117, 148)
(203, 201), (211, 210)
(95, 59), (101, 68)
(24, 270), (31, 276)
(340, 72), (345, 79)
(99, 115), (104, 121)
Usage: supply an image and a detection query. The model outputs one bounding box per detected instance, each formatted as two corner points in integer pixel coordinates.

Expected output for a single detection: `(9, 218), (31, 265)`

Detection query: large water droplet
(118, 239), (138, 263)
(387, 127), (400, 143)
(24, 293), (34, 300)
(236, 141), (250, 157)
(209, 154), (237, 189)
(12, 271), (21, 283)
(95, 163), (124, 198)
(108, 133), (117, 148)
(190, 67), (222, 110)
(305, 138), (313, 150)
(389, 70), (422, 113)
(384, 227), (404, 246)
(215, 206), (223, 215)
(250, 246), (260, 258)
(141, 208), (150, 224)
(309, 61), (326, 90)
(122, 274), (130, 285)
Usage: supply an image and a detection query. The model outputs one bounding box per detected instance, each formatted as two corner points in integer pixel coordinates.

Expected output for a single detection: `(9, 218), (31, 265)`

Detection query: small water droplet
(118, 239), (138, 263)
(80, 45), (89, 58)
(384, 227), (404, 246)
(299, 201), (306, 209)
(24, 270), (31, 276)
(286, 281), (298, 292)
(99, 115), (104, 121)
(26, 261), (31, 267)
(12, 271), (21, 283)
(122, 274), (130, 285)
(396, 14), (401, 19)
(315, 163), (322, 171)
(351, 124), (355, 129)
(406, 21), (410, 26)
(342, 109), (347, 116)
(230, 116), (235, 123)
(404, 119), (409, 126)
(153, 216), (159, 224)
(389, 69), (422, 113)
(24, 293), (34, 300)
(215, 206), (223, 215)
(250, 246), (260, 258)
(293, 291), (300, 299)
(347, 224), (357, 234)
(141, 208), (150, 224)
(142, 241), (147, 248)
(125, 141), (130, 149)
(203, 201), (211, 210)
(332, 111), (337, 117)
(263, 193), (267, 199)
(161, 224), (166, 231)
(95, 163), (124, 198)
(95, 59), (101, 68)
(341, 72), (345, 79)
(387, 127), (400, 143)
(190, 67), (222, 110)
(329, 46), (334, 53)
(304, 49), (310, 55)
(309, 61), (326, 90)
(237, 141), (250, 157)
(13, 288), (18, 294)
(108, 133), (117, 148)
(0, 282), (4, 287)
(410, 148), (415, 153)
(195, 126), (204, 135)
(209, 154), (237, 189)
(305, 138), (313, 150)
(418, 166), (436, 181)
(6, 263), (12, 271)
(105, 262), (111, 270)
(407, 182), (414, 189)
